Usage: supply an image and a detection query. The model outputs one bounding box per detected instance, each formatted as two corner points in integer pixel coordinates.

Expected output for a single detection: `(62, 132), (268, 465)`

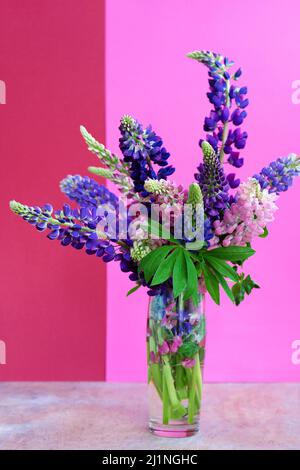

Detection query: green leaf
(231, 274), (260, 305)
(151, 249), (178, 286)
(204, 255), (239, 282)
(231, 283), (244, 305)
(205, 246), (255, 263)
(173, 249), (187, 298)
(183, 251), (199, 302)
(185, 240), (204, 251)
(243, 275), (260, 294)
(211, 269), (235, 303)
(126, 284), (141, 296)
(259, 227), (269, 238)
(202, 263), (220, 305)
(139, 245), (174, 283)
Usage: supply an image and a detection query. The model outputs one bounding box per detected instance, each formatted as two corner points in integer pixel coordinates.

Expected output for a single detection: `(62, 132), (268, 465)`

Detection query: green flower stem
(178, 292), (184, 312)
(147, 341), (151, 383)
(219, 79), (231, 162)
(195, 353), (203, 405)
(49, 217), (130, 251)
(162, 370), (170, 424)
(186, 367), (200, 410)
(175, 364), (188, 400)
(148, 335), (163, 399)
(150, 364), (163, 399)
(162, 356), (186, 418)
(187, 360), (198, 424)
(48, 217), (94, 232)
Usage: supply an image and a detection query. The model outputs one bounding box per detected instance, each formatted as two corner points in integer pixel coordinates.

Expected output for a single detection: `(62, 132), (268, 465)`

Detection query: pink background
(106, 0), (300, 382)
(0, 0), (106, 380)
(1, 0), (299, 383)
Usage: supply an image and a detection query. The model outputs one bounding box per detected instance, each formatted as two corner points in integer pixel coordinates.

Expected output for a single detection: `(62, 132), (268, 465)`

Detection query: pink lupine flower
(182, 358), (196, 368)
(149, 351), (159, 363)
(213, 178), (278, 246)
(169, 336), (183, 353)
(161, 311), (177, 330)
(158, 341), (169, 355)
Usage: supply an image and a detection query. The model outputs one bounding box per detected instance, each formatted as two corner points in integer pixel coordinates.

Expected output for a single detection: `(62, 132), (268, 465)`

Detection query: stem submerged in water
(148, 289), (205, 431)
(162, 370), (170, 424)
(162, 357), (186, 419)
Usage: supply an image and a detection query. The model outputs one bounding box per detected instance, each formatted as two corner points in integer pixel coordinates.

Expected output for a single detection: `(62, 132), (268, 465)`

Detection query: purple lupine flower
(187, 50), (248, 172)
(149, 351), (159, 363)
(60, 174), (118, 209)
(170, 336), (183, 353)
(10, 200), (116, 261)
(119, 115), (175, 195)
(158, 341), (170, 355)
(227, 173), (240, 189)
(253, 154), (300, 193)
(195, 141), (230, 219)
(182, 358), (196, 368)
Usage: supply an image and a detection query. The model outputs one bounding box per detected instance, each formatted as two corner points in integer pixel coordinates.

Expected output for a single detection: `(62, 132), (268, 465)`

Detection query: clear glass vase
(147, 288), (206, 437)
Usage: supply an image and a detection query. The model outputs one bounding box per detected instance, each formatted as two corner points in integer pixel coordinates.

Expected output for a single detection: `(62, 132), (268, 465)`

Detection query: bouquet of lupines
(10, 51), (300, 433)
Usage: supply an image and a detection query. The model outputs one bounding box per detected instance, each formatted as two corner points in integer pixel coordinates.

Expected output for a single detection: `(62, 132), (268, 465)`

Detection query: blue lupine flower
(119, 115), (175, 195)
(253, 154), (300, 193)
(60, 174), (118, 209)
(227, 173), (240, 189)
(187, 50), (248, 172)
(203, 218), (214, 245)
(10, 200), (116, 261)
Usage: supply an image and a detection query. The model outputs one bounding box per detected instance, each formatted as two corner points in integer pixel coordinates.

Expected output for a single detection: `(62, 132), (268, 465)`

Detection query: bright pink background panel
(0, 0), (106, 380)
(106, 0), (300, 382)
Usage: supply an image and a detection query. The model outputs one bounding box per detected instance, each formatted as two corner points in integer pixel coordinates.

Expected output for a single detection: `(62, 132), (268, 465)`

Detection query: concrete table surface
(0, 382), (299, 450)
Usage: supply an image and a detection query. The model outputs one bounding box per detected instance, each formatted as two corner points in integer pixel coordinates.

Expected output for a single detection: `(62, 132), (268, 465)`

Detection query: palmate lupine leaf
(140, 244), (199, 303)
(198, 246), (256, 304)
(139, 243), (257, 305)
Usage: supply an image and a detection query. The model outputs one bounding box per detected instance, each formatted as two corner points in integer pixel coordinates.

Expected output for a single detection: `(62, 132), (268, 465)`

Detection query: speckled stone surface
(0, 382), (299, 450)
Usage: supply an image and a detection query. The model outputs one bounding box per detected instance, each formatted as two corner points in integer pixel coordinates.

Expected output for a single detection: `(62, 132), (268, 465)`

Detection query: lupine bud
(187, 183), (203, 206)
(144, 178), (169, 195)
(130, 240), (152, 262)
(88, 166), (114, 179)
(80, 125), (119, 169)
